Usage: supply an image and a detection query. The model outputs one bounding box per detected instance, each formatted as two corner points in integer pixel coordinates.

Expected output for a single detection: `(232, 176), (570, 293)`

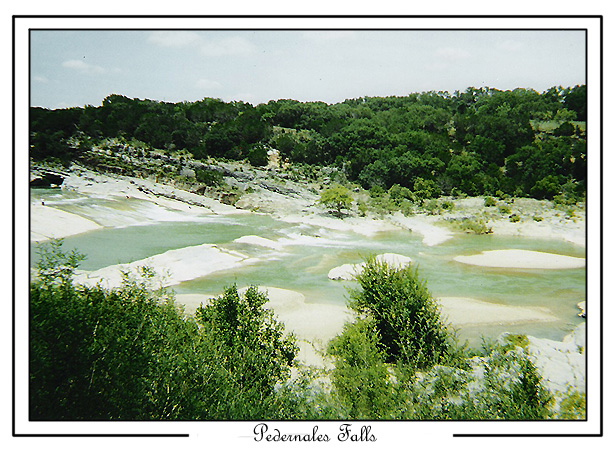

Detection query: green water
(30, 188), (586, 346)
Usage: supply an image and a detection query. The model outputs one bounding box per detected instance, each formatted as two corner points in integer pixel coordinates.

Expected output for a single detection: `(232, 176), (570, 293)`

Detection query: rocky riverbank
(29, 161), (587, 410)
(31, 161), (586, 249)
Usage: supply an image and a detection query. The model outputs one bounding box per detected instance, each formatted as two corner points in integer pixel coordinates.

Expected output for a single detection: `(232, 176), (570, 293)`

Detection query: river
(30, 187), (586, 347)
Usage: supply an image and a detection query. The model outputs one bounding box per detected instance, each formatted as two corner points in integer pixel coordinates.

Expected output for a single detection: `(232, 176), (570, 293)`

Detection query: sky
(30, 28), (586, 109)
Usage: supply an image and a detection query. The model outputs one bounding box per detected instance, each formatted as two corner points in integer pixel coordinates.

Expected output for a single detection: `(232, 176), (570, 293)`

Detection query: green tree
(319, 184), (353, 217)
(349, 257), (454, 370)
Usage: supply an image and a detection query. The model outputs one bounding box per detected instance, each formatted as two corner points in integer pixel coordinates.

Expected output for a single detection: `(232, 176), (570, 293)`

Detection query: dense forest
(30, 85), (586, 201)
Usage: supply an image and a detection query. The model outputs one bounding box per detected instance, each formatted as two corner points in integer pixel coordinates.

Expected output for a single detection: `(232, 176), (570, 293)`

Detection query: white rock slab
(454, 249), (585, 269)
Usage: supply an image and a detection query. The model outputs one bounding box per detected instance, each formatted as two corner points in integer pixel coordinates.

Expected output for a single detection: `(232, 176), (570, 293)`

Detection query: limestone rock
(328, 253), (413, 281)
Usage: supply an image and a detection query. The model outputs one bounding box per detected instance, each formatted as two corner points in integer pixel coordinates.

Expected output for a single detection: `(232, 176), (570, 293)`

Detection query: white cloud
(435, 47), (471, 61)
(148, 31), (256, 57)
(147, 31), (202, 48)
(33, 75), (48, 83)
(62, 59), (105, 74)
(195, 78), (222, 90)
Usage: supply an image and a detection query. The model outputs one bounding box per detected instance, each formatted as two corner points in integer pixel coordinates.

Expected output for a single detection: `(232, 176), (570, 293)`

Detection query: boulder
(328, 263), (362, 281)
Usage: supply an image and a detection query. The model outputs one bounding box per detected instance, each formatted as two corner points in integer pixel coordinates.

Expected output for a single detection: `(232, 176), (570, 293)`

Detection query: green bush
(484, 196), (497, 207)
(498, 204), (511, 215)
(423, 198), (440, 215)
(357, 200), (368, 217)
(388, 184), (416, 205)
(406, 341), (554, 420)
(413, 177), (440, 200)
(30, 241), (299, 421)
(195, 167), (224, 186)
(440, 200), (455, 210)
(369, 194), (397, 216)
(328, 319), (398, 419)
(195, 286), (298, 418)
(509, 214), (521, 223)
(450, 218), (493, 235)
(474, 343), (554, 419)
(349, 257), (454, 370)
(558, 391), (586, 420)
(247, 144), (269, 167)
(531, 175), (562, 200)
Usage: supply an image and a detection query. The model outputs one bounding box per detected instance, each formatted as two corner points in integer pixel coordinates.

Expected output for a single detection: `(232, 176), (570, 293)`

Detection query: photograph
(12, 13), (605, 445)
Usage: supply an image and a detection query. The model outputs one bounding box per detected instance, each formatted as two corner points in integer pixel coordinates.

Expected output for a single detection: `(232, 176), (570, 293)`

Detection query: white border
(12, 15), (603, 447)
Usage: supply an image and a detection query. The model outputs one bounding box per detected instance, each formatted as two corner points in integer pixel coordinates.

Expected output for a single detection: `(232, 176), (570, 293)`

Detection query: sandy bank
(453, 249), (585, 269)
(30, 205), (103, 242)
(238, 286), (353, 368)
(437, 296), (557, 326)
(237, 286), (353, 344)
(73, 244), (256, 289)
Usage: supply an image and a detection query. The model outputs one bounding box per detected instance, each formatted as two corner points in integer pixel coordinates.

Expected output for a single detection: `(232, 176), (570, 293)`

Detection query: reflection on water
(30, 188), (586, 347)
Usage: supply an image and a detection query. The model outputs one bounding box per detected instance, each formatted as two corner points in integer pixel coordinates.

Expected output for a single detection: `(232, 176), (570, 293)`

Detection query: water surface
(30, 188), (586, 346)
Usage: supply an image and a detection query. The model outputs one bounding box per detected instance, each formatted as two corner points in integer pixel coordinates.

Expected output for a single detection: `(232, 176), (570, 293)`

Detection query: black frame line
(13, 14), (603, 440)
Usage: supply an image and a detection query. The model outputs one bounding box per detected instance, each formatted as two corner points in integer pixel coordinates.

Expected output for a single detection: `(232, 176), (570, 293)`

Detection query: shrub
(349, 257), (454, 370)
(328, 319), (397, 419)
(498, 204), (511, 215)
(509, 214), (521, 223)
(440, 200), (455, 211)
(504, 334), (529, 348)
(406, 341), (554, 420)
(450, 218), (493, 235)
(531, 175), (562, 200)
(423, 198), (440, 215)
(357, 200), (368, 217)
(484, 196), (497, 207)
(558, 391), (586, 420)
(195, 168), (224, 186)
(565, 208), (577, 219)
(388, 184), (416, 205)
(413, 177), (440, 200)
(369, 194), (397, 216)
(30, 241), (299, 421)
(475, 343), (554, 419)
(246, 144), (269, 167)
(195, 286), (298, 418)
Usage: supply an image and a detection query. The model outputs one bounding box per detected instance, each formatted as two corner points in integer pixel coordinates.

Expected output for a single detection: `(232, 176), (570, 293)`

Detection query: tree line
(30, 85), (586, 200)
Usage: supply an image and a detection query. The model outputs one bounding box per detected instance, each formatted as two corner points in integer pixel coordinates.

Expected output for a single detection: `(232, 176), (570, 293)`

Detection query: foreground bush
(348, 257), (455, 370)
(328, 319), (398, 419)
(30, 241), (298, 420)
(325, 257), (556, 420)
